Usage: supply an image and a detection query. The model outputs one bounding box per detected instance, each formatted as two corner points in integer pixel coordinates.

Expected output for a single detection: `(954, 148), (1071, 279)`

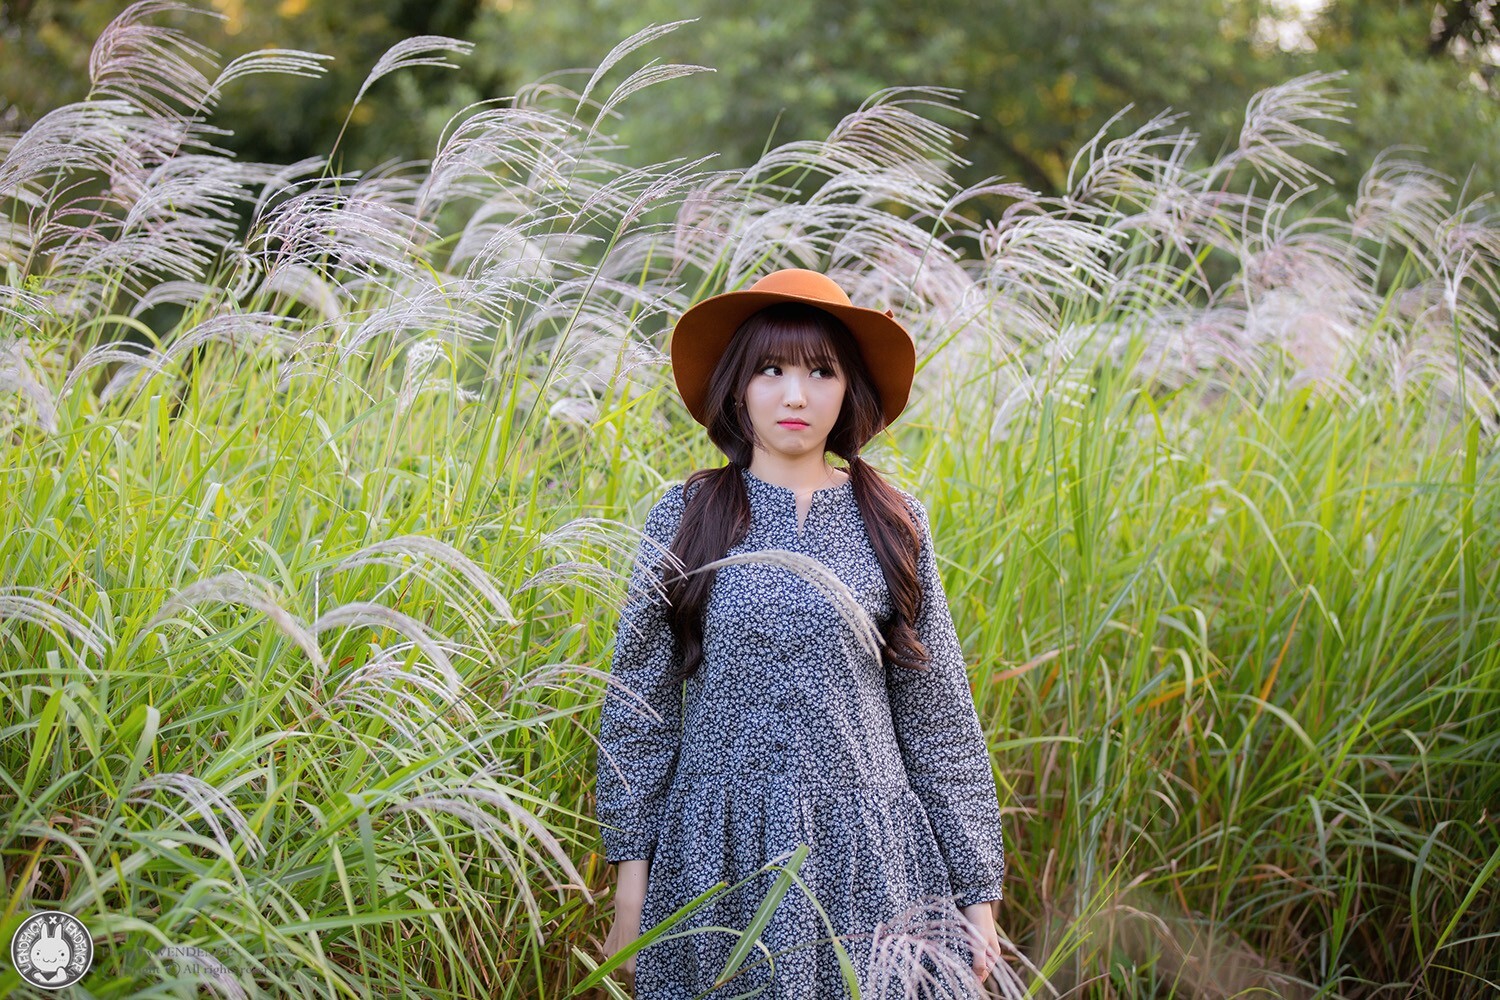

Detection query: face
(743, 354), (845, 461)
(31, 933), (69, 972)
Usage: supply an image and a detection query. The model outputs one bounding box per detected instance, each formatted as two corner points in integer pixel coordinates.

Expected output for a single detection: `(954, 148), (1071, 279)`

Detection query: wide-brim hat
(668, 268), (916, 429)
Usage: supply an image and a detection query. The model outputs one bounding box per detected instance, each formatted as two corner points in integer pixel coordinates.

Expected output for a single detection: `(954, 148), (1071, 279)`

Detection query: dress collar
(738, 464), (853, 503)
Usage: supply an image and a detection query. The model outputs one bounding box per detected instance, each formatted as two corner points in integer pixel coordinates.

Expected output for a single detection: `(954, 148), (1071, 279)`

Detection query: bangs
(748, 310), (842, 372)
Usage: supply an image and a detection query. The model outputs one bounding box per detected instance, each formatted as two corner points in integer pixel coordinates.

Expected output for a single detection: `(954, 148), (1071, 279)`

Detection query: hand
(959, 900), (1002, 985)
(602, 859), (648, 977)
(602, 903), (642, 976)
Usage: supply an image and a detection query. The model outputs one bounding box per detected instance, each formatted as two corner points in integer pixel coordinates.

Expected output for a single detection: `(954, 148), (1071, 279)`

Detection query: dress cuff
(600, 828), (655, 865)
(955, 885), (1004, 908)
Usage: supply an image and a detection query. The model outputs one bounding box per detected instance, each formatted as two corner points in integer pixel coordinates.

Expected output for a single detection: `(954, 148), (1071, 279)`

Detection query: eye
(759, 363), (837, 377)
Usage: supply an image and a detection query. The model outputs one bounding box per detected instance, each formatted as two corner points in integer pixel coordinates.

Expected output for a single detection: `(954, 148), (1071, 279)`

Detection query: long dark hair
(658, 302), (931, 683)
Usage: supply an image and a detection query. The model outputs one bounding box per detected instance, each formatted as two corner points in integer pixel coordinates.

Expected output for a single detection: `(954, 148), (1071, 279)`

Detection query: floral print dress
(594, 465), (1006, 998)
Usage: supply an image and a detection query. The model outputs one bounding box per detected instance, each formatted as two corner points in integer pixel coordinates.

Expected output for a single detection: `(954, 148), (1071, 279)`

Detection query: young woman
(595, 268), (1007, 997)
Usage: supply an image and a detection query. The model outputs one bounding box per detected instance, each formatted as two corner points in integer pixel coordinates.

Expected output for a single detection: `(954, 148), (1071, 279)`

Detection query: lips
(778, 420), (809, 428)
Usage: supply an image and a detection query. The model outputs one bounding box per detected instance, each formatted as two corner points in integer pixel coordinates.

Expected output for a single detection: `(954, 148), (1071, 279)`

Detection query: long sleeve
(886, 494), (1006, 907)
(594, 483), (687, 864)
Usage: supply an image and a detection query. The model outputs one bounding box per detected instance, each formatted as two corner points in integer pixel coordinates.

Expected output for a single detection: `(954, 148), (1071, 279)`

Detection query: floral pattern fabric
(595, 465), (1006, 998)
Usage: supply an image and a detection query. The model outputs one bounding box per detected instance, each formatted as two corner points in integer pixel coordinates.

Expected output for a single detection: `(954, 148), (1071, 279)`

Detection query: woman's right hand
(602, 859), (649, 976)
(602, 902), (642, 975)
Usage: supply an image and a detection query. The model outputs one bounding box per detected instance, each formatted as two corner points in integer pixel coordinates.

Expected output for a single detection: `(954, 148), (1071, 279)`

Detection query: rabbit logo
(9, 910), (93, 989)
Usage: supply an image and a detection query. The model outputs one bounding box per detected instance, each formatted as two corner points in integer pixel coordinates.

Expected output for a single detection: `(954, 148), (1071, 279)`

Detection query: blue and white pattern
(595, 464), (1006, 997)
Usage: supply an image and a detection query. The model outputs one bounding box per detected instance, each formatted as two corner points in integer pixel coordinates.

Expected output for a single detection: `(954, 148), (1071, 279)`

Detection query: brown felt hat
(668, 268), (916, 429)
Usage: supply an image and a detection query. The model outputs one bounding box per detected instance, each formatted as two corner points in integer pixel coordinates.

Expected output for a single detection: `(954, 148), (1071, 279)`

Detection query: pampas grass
(2, 2), (1496, 997)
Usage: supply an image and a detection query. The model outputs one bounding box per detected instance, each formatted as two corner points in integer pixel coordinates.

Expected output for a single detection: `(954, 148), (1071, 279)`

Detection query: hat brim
(668, 289), (916, 429)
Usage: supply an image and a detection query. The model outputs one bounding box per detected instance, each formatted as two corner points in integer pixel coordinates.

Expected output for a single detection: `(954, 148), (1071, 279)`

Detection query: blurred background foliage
(2, 0), (1496, 205)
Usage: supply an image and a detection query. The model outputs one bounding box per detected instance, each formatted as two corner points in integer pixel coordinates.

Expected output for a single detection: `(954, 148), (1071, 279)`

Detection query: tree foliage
(0, 0), (502, 168)
(3, 0), (1495, 200)
(481, 0), (1498, 203)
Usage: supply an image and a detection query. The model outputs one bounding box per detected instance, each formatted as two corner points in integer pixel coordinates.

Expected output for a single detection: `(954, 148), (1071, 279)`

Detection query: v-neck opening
(740, 465), (851, 545)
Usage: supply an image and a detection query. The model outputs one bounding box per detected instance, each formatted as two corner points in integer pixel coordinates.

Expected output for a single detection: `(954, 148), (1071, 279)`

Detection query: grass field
(2, 5), (1497, 998)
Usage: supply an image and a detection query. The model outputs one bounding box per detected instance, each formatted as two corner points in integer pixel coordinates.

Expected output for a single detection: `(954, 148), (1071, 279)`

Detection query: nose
(782, 374), (806, 406)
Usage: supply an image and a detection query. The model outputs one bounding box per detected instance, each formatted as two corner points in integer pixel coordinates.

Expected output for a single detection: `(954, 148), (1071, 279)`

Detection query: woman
(595, 268), (1007, 997)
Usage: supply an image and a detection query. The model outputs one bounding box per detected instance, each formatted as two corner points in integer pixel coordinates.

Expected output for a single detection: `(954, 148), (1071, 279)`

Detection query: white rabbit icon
(28, 922), (73, 983)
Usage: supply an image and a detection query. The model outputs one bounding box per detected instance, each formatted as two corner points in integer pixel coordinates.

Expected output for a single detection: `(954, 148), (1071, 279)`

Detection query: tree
(1302, 0), (1498, 199)
(0, 0), (505, 170)
(479, 0), (1295, 198)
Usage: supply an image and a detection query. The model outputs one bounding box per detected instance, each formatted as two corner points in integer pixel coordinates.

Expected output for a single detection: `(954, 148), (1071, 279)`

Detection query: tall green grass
(2, 3), (1497, 997)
